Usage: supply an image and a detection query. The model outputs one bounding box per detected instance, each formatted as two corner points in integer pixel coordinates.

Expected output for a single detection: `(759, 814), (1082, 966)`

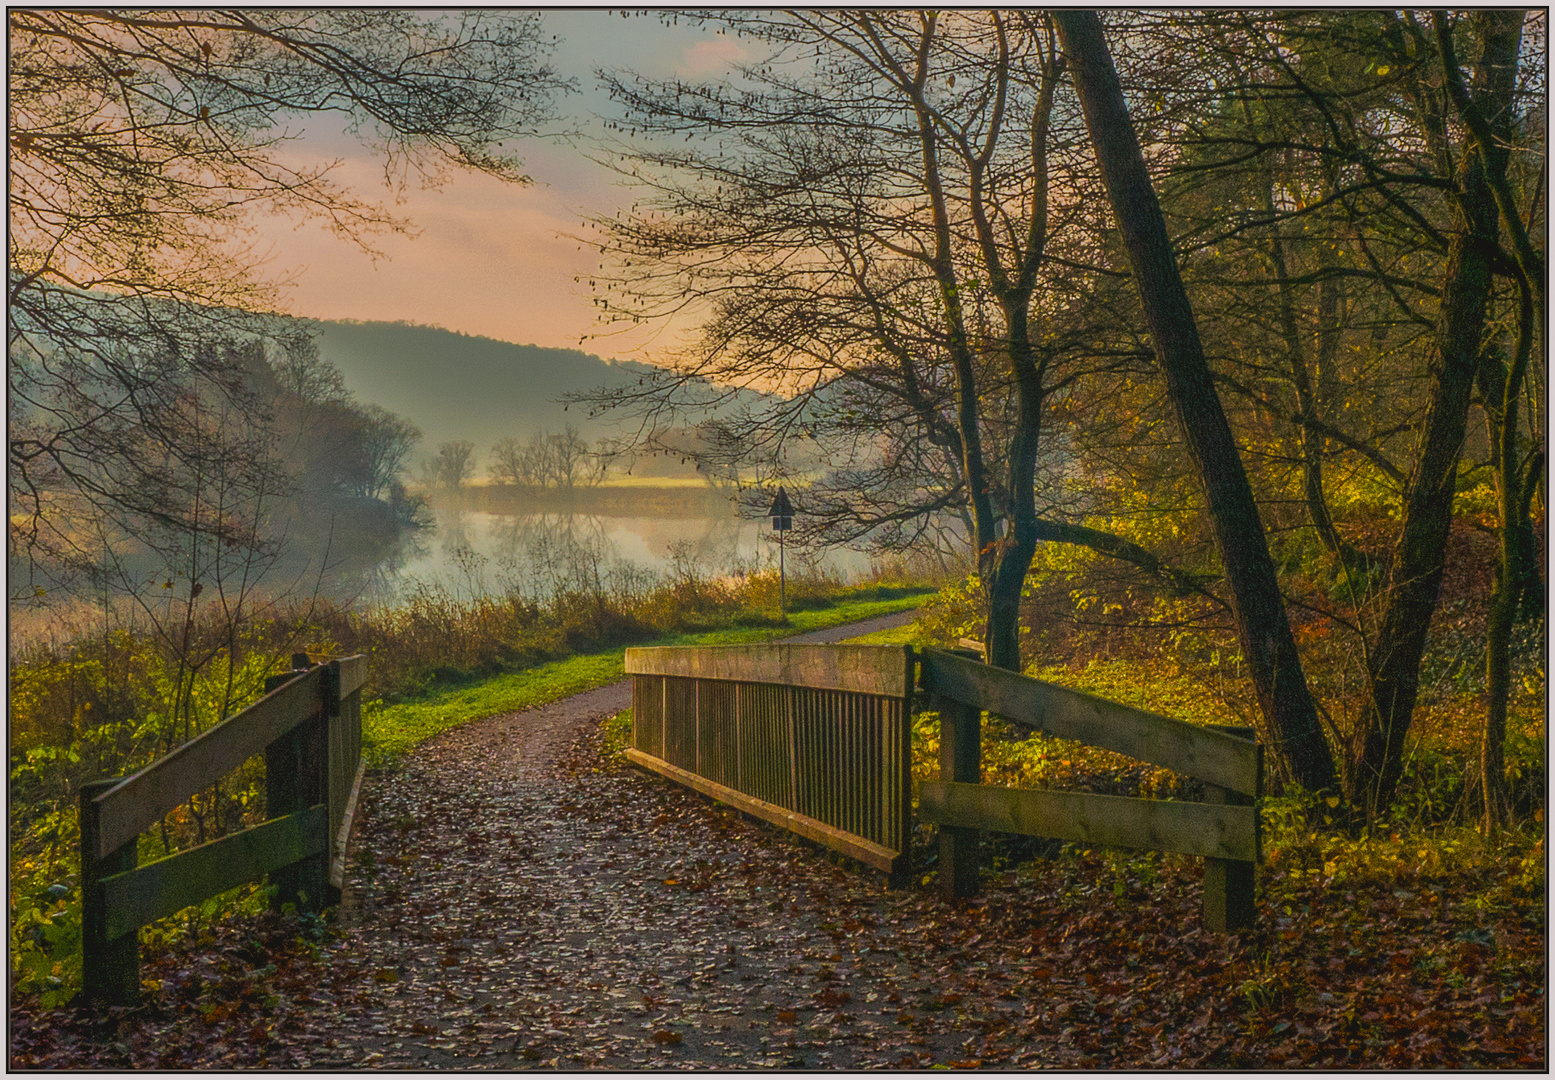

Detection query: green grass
(843, 621), (920, 646)
(362, 593), (927, 767)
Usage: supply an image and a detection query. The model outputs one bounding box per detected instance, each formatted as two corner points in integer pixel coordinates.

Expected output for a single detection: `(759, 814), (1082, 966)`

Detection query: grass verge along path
(362, 594), (927, 767)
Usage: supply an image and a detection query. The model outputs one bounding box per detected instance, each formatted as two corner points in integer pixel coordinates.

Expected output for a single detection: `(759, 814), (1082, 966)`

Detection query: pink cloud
(677, 38), (748, 77)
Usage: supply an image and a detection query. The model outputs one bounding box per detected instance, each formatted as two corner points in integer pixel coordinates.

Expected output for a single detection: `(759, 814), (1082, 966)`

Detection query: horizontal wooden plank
(624, 748), (902, 874)
(624, 644), (912, 698)
(101, 805), (327, 940)
(94, 668), (325, 857)
(330, 758), (368, 891)
(918, 649), (1260, 795)
(336, 655), (367, 700)
(919, 781), (1257, 861)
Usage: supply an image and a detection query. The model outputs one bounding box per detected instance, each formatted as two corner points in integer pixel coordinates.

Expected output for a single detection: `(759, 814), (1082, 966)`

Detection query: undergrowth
(8, 561), (933, 1007)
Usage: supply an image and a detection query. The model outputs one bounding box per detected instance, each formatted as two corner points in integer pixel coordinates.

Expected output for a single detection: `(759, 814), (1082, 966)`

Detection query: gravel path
(302, 610), (1031, 1069)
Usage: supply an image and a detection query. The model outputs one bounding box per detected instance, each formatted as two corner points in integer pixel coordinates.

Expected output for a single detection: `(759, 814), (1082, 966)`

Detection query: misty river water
(359, 505), (875, 607)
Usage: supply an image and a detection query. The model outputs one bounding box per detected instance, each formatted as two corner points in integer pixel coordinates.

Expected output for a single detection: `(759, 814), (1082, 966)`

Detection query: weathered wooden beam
(336, 654), (367, 699)
(330, 758), (368, 892)
(625, 748), (902, 876)
(92, 667), (326, 857)
(918, 649), (1259, 795)
(80, 777), (139, 1005)
(100, 805), (327, 941)
(918, 781), (1258, 862)
(625, 644), (913, 698)
(1202, 727), (1260, 932)
(267, 685), (329, 912)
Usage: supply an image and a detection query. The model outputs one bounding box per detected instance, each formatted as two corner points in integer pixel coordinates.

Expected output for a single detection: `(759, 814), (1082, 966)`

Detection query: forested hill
(309, 319), (656, 452)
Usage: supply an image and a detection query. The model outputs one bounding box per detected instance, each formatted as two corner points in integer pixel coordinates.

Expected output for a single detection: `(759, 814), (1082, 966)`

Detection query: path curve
(302, 609), (1039, 1069)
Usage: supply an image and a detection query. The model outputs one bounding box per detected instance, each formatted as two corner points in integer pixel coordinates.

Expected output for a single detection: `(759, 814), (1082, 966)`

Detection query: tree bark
(1054, 10), (1337, 793)
(1478, 282), (1538, 833)
(1353, 11), (1524, 815)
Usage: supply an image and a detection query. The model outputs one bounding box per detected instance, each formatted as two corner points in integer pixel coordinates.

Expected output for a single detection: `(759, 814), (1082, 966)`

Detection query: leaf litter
(11, 669), (1545, 1069)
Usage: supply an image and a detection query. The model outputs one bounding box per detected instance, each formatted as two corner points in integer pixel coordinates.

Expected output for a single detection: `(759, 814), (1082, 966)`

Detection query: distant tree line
(489, 425), (608, 490)
(9, 8), (564, 605)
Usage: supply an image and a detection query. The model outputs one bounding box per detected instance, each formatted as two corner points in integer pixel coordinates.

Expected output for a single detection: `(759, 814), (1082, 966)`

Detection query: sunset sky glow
(250, 10), (750, 359)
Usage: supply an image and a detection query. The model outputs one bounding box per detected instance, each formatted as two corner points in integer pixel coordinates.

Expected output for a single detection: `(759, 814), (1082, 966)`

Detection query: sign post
(766, 487), (794, 616)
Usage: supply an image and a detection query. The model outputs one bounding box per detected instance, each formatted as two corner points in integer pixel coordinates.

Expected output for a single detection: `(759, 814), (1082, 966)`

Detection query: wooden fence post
(321, 659), (343, 907)
(266, 654), (328, 912)
(1203, 726), (1260, 932)
(937, 698), (982, 899)
(80, 777), (138, 1005)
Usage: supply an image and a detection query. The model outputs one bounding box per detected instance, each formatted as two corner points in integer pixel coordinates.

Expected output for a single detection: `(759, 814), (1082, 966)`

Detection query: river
(357, 504), (876, 607)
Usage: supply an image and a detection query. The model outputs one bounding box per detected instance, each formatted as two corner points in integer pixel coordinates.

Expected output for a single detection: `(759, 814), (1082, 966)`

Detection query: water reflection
(362, 505), (870, 606)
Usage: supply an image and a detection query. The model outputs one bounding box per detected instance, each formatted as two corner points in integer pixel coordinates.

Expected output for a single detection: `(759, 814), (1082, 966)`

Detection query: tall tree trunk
(1054, 10), (1337, 794)
(1478, 281), (1539, 833)
(978, 22), (1057, 673)
(1353, 11), (1524, 816)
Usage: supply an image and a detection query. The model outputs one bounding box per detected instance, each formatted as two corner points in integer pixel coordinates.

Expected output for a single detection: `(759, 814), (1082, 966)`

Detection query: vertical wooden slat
(868, 697), (880, 844)
(796, 688), (809, 819)
(785, 684), (799, 813)
(845, 694), (855, 836)
(812, 690), (822, 825)
(620, 647), (918, 885)
(841, 695), (850, 836)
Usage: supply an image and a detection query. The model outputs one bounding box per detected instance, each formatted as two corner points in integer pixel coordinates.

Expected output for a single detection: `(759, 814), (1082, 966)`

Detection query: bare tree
(582, 10), (1182, 669)
(357, 405), (422, 502)
(547, 425), (593, 491)
(9, 9), (568, 593)
(423, 440), (476, 493)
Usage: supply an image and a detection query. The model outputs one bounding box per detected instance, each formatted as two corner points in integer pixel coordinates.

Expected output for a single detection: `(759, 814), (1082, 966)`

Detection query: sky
(249, 10), (754, 360)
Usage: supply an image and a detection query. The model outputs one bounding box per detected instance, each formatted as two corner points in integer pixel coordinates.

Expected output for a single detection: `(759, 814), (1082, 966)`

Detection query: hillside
(310, 320), (654, 456)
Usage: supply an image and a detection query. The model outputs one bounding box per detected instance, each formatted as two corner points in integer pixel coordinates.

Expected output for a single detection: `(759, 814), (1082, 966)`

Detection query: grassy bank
(8, 561), (933, 1005)
(362, 591), (927, 766)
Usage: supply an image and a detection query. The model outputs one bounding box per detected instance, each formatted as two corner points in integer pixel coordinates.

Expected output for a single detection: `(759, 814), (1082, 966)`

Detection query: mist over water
(9, 499), (880, 652)
(353, 504), (875, 607)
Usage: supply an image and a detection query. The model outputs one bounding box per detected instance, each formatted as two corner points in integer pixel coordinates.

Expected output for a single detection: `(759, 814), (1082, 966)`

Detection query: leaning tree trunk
(1352, 10), (1524, 817)
(1054, 10), (1337, 794)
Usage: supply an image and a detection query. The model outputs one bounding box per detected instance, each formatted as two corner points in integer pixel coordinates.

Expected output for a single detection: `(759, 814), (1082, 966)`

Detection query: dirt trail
(17, 610), (1534, 1070)
(363, 609), (922, 797)
(301, 610), (1024, 1069)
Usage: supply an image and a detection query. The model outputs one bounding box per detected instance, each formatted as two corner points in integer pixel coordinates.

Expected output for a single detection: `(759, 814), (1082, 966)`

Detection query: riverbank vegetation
(8, 560), (933, 1004)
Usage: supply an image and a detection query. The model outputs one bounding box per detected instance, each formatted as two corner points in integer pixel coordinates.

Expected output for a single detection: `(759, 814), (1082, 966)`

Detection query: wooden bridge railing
(625, 642), (1262, 931)
(79, 652), (367, 1004)
(916, 647), (1261, 932)
(624, 644), (915, 883)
